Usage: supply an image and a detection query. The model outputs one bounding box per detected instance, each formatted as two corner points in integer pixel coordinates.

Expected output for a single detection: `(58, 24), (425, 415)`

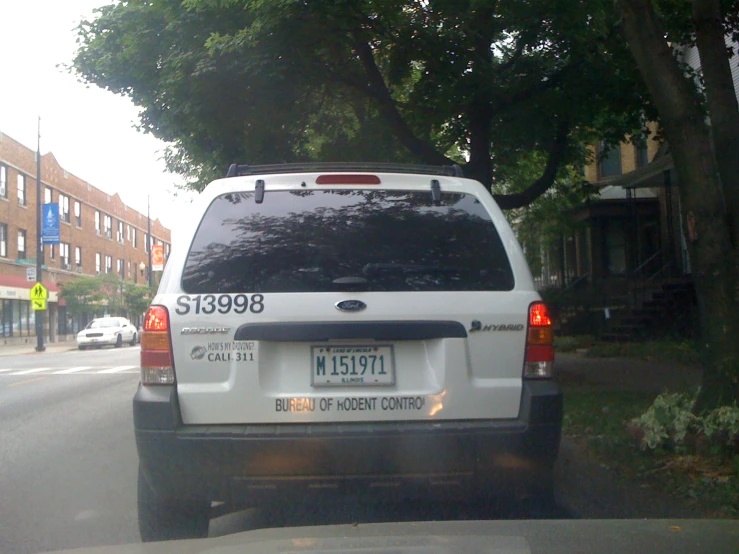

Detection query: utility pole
(147, 195), (152, 290)
(35, 117), (45, 352)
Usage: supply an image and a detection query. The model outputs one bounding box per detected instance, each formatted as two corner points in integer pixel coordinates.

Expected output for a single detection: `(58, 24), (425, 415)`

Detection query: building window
(0, 165), (7, 198)
(18, 229), (26, 257)
(105, 255), (112, 273)
(597, 142), (622, 178)
(49, 244), (55, 260)
(127, 224), (131, 241)
(0, 223), (6, 257)
(145, 233), (150, 253)
(60, 243), (70, 268)
(96, 253), (101, 273)
(45, 186), (52, 204)
(117, 220), (124, 243)
(132, 228), (137, 248)
(636, 141), (649, 168)
(95, 211), (101, 233)
(127, 260), (131, 277)
(104, 215), (112, 238)
(17, 174), (26, 205)
(59, 194), (70, 223)
(74, 201), (81, 227)
(117, 258), (124, 278)
(75, 246), (82, 267)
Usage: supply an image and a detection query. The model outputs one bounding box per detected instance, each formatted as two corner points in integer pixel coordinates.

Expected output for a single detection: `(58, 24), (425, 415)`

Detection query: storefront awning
(0, 275), (60, 302)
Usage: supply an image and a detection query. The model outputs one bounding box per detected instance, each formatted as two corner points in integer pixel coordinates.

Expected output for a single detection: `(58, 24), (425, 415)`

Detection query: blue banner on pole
(42, 203), (60, 245)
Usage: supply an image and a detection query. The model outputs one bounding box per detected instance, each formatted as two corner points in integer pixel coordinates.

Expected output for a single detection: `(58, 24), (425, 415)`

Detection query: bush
(631, 392), (739, 457)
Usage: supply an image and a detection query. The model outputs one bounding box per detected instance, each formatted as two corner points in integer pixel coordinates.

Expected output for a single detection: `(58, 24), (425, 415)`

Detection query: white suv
(134, 164), (562, 542)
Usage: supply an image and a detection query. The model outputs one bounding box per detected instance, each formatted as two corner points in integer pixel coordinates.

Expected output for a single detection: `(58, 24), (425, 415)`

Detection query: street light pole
(147, 195), (152, 290)
(35, 117), (45, 352)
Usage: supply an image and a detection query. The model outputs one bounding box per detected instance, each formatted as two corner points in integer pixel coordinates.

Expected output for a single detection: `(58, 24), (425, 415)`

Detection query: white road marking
(8, 367), (52, 376)
(97, 365), (137, 374)
(52, 366), (93, 374)
(0, 365), (140, 376)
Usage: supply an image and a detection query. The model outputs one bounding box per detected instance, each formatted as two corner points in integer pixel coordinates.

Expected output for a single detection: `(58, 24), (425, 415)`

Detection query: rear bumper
(134, 381), (562, 504)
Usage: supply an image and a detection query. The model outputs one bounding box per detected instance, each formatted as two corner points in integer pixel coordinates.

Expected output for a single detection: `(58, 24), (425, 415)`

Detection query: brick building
(0, 131), (171, 345)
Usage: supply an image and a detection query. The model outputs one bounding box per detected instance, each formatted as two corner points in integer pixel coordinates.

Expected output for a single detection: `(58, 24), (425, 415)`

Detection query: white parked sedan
(77, 317), (138, 349)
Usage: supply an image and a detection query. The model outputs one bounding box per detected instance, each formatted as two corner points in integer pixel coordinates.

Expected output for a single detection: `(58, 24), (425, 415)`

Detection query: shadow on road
(209, 496), (575, 538)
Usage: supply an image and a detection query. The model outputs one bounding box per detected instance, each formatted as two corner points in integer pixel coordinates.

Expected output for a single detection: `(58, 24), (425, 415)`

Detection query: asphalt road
(3, 347), (692, 554)
(0, 346), (141, 554)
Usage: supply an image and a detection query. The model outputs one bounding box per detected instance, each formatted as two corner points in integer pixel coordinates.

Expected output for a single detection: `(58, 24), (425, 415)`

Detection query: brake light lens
(529, 302), (552, 327)
(141, 305), (175, 385)
(524, 301), (554, 379)
(145, 306), (169, 331)
(316, 174), (381, 185)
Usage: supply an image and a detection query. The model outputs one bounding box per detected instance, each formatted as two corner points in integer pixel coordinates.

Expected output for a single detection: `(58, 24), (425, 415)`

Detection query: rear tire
(137, 466), (210, 542)
(115, 334), (123, 348)
(130, 333), (137, 346)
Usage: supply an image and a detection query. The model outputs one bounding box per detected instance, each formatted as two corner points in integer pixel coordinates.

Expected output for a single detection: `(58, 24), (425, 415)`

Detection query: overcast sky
(0, 0), (195, 230)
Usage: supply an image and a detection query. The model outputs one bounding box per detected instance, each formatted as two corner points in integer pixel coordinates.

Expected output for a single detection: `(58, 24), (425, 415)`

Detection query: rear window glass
(182, 190), (514, 293)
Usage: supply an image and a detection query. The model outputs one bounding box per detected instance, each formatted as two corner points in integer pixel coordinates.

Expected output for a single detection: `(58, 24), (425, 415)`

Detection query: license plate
(311, 345), (395, 387)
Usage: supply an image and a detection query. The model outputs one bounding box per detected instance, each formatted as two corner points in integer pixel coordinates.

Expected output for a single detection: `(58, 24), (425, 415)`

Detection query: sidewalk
(555, 351), (702, 392)
(0, 342), (78, 357)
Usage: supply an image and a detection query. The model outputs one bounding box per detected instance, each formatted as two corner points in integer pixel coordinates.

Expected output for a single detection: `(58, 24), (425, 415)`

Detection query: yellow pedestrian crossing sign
(32, 298), (47, 311)
(30, 282), (48, 300)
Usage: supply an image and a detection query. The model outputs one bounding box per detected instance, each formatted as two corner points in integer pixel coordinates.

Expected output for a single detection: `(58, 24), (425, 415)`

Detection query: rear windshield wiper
(332, 276), (369, 291)
(362, 263), (462, 277)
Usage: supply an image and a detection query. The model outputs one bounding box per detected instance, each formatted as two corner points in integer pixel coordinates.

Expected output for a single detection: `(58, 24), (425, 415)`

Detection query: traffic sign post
(26, 266), (36, 282)
(35, 118), (45, 352)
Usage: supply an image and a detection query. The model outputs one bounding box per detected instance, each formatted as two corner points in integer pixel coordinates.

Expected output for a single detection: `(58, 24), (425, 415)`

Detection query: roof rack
(226, 162), (465, 178)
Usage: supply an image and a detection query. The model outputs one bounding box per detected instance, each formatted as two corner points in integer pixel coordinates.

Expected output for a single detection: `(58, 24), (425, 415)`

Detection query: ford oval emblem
(335, 300), (367, 312)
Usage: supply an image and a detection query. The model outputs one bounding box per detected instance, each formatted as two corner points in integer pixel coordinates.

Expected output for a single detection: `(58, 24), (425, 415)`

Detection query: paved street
(0, 349), (699, 554)
(0, 344), (569, 554)
(0, 346), (141, 554)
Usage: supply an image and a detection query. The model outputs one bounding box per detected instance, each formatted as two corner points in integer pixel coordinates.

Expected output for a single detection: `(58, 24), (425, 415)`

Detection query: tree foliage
(72, 0), (652, 205)
(59, 276), (104, 317)
(123, 284), (152, 317)
(60, 275), (151, 318)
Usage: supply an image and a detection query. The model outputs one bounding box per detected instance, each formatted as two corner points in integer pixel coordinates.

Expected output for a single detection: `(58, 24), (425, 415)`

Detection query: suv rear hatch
(160, 177), (540, 425)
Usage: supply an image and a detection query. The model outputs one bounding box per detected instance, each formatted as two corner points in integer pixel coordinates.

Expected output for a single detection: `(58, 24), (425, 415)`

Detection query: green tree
(615, 0), (739, 411)
(72, 0), (651, 205)
(496, 151), (597, 277)
(59, 276), (105, 317)
(123, 284), (151, 318)
(97, 273), (126, 315)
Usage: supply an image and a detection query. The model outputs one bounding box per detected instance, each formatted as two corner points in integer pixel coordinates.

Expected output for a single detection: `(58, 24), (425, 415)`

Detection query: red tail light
(141, 305), (175, 385)
(529, 302), (552, 327)
(316, 174), (381, 185)
(144, 305), (169, 331)
(524, 302), (554, 379)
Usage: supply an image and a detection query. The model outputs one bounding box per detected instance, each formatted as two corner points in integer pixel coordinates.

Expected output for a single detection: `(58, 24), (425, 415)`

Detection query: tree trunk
(616, 0), (739, 411)
(692, 0), (739, 247)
